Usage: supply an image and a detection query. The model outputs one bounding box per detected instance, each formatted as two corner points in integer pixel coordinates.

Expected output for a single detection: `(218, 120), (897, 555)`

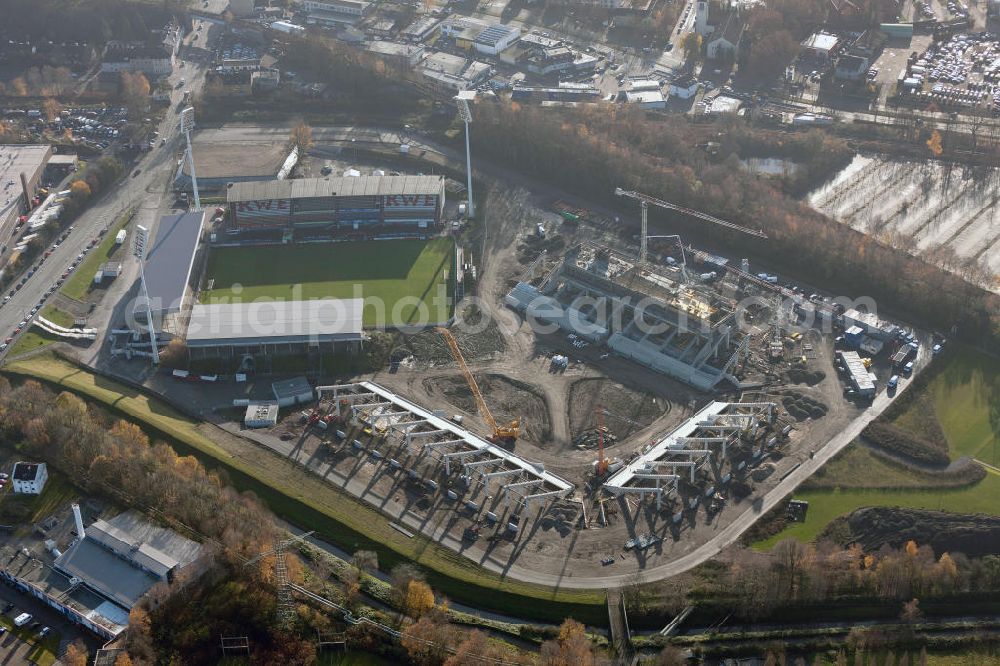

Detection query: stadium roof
(227, 175), (443, 202)
(144, 211), (205, 314)
(186, 298), (364, 347)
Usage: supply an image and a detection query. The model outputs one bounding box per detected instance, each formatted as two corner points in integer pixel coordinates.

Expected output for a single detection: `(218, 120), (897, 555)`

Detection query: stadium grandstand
(225, 175), (445, 241)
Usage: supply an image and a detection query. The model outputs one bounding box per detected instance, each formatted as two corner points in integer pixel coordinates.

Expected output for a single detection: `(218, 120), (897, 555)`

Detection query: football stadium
(134, 174), (456, 360)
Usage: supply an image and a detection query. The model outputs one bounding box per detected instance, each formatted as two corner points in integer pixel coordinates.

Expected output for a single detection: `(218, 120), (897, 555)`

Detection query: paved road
(0, 20), (213, 360)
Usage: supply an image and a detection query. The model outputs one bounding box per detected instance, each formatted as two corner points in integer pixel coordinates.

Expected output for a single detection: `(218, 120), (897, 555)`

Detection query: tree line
(469, 102), (1000, 348)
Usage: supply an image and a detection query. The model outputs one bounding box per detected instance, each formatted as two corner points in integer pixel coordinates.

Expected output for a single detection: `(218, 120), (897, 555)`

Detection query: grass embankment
(2, 353), (605, 624)
(7, 306), (76, 357)
(202, 239), (455, 327)
(756, 345), (1000, 549)
(60, 208), (133, 302)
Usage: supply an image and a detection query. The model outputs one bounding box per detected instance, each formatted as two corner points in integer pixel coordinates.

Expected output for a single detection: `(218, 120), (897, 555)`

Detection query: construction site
(213, 185), (877, 581)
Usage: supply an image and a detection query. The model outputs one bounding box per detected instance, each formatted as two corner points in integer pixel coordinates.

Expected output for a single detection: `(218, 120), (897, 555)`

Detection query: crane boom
(615, 187), (767, 264)
(436, 327), (520, 442)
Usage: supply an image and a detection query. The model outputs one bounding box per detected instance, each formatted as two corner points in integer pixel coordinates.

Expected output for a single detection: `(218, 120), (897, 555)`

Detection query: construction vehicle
(436, 328), (520, 445)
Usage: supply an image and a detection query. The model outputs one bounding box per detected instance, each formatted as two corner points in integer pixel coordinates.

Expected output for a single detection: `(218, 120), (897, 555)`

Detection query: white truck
(14, 613), (32, 627)
(115, 229), (127, 245)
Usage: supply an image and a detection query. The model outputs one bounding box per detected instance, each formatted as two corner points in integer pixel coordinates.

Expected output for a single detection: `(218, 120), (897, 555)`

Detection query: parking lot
(894, 32), (1000, 112)
(0, 574), (100, 662)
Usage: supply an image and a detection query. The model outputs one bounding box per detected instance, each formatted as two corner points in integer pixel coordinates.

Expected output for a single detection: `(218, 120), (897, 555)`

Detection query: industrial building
(244, 402), (280, 428)
(173, 133), (298, 192)
(800, 31), (841, 61)
(841, 308), (897, 340)
(142, 211), (206, 317)
(0, 144), (53, 229)
(101, 41), (174, 76)
(472, 24), (521, 56)
(318, 382), (574, 511)
(273, 377), (316, 406)
(226, 175), (446, 237)
(603, 401), (778, 510)
(511, 83), (602, 103)
(440, 17), (492, 49)
(302, 0), (373, 24)
(625, 90), (667, 109)
(837, 350), (876, 397)
(366, 40), (426, 67)
(0, 510), (204, 640)
(505, 244), (748, 391)
(184, 298), (364, 358)
(401, 16), (442, 42)
(669, 76), (700, 99)
(11, 461), (47, 495)
(420, 52), (492, 91)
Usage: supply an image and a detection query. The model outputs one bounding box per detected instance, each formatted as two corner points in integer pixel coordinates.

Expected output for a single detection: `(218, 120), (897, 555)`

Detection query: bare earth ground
(106, 201), (864, 583)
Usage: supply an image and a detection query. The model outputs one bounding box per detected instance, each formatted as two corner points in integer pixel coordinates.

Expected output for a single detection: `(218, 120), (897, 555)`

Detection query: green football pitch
(201, 238), (455, 327)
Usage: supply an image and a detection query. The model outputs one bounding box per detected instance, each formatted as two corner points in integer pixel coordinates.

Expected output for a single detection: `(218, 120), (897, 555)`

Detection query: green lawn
(0, 613), (59, 666)
(919, 346), (1000, 466)
(2, 353), (605, 623)
(755, 347), (1000, 549)
(755, 466), (1000, 550)
(202, 239), (455, 327)
(61, 209), (133, 302)
(8, 306), (79, 357)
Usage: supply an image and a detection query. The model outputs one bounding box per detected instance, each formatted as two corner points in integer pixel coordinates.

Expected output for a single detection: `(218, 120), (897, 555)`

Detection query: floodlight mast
(180, 107), (201, 212)
(455, 92), (475, 218)
(132, 225), (160, 365)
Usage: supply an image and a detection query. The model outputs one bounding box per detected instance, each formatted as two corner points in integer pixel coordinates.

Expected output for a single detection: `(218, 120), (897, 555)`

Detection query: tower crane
(614, 188), (768, 265)
(436, 327), (520, 445)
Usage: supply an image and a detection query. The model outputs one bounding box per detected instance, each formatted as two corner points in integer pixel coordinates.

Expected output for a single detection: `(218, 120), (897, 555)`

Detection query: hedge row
(861, 421), (951, 468)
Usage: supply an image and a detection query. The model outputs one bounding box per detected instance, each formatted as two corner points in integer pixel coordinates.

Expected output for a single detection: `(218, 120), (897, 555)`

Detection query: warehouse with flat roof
(226, 175), (445, 239)
(0, 144), (53, 233)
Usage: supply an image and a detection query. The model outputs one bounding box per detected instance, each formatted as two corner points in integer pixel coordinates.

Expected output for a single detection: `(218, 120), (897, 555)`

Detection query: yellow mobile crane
(436, 327), (520, 445)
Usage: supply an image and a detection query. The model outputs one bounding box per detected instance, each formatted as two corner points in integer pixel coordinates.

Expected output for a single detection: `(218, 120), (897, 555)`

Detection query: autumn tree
(539, 619), (602, 666)
(745, 29), (798, 78)
(401, 613), (454, 666)
(121, 72), (151, 121)
(900, 598), (923, 624)
(682, 32), (702, 63)
(352, 549), (378, 574)
(69, 180), (91, 201)
(125, 606), (155, 664)
(63, 642), (89, 666)
(158, 338), (188, 369)
(289, 119), (314, 153)
(391, 562), (425, 607)
(42, 98), (62, 122)
(114, 653), (135, 666)
(405, 579), (436, 618)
